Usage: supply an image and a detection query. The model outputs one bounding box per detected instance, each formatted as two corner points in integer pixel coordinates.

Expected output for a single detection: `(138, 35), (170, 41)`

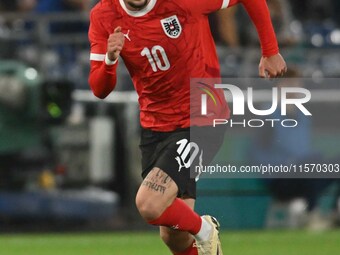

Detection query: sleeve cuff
(105, 53), (118, 66)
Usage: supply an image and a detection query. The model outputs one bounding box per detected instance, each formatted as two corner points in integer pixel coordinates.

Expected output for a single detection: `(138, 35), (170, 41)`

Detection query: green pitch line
(0, 230), (339, 255)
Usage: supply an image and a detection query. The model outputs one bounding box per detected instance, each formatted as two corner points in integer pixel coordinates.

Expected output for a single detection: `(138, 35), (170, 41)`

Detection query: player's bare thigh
(135, 167), (178, 221)
(160, 198), (195, 253)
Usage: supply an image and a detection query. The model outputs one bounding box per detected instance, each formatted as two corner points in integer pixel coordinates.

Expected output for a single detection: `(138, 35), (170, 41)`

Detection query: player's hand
(259, 53), (287, 78)
(107, 26), (125, 61)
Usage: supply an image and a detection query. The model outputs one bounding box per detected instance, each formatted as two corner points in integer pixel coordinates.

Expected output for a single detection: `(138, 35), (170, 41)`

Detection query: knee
(135, 192), (164, 222)
(160, 229), (172, 245)
(160, 228), (193, 253)
(160, 230), (192, 245)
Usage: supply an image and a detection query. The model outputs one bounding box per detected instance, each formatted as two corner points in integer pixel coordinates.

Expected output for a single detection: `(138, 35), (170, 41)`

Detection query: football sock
(195, 217), (213, 241)
(148, 198), (202, 234)
(175, 241), (198, 255)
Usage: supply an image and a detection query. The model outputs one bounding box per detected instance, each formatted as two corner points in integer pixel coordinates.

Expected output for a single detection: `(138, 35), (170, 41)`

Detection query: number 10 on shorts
(175, 139), (200, 170)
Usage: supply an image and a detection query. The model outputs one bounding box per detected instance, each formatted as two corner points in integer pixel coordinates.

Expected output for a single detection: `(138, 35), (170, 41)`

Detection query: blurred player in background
(251, 68), (340, 230)
(88, 0), (286, 254)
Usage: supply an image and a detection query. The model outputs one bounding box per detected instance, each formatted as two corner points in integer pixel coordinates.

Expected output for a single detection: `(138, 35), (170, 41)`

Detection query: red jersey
(88, 0), (279, 131)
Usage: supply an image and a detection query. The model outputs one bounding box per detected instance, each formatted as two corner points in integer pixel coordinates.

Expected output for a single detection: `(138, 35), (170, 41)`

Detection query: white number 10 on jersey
(141, 45), (170, 72)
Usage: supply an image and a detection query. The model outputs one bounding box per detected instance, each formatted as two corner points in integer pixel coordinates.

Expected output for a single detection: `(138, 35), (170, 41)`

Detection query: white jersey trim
(90, 53), (106, 61)
(221, 0), (230, 9)
(119, 0), (157, 17)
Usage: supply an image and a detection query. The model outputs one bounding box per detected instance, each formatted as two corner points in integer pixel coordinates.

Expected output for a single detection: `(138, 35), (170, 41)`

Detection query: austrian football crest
(160, 15), (182, 39)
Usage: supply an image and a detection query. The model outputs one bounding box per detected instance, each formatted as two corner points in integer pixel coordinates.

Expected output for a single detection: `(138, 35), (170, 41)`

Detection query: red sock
(175, 241), (198, 255)
(148, 198), (202, 235)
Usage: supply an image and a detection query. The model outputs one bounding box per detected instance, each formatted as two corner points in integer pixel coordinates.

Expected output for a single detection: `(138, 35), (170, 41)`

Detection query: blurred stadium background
(0, 0), (340, 254)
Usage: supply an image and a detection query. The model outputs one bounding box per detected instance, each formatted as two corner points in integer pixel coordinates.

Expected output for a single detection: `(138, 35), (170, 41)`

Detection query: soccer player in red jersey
(88, 0), (287, 254)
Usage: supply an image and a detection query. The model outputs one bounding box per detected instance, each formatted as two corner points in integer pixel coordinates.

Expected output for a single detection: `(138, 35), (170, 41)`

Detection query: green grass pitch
(1, 230), (339, 255)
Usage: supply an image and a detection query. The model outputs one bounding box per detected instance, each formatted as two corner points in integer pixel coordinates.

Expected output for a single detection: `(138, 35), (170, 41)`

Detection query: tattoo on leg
(142, 180), (166, 194)
(162, 174), (171, 184)
(142, 168), (173, 194)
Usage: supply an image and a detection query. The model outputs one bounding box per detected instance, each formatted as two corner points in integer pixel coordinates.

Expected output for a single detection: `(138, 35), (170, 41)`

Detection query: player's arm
(229, 0), (287, 78)
(184, 0), (286, 77)
(88, 11), (124, 98)
(88, 58), (117, 99)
